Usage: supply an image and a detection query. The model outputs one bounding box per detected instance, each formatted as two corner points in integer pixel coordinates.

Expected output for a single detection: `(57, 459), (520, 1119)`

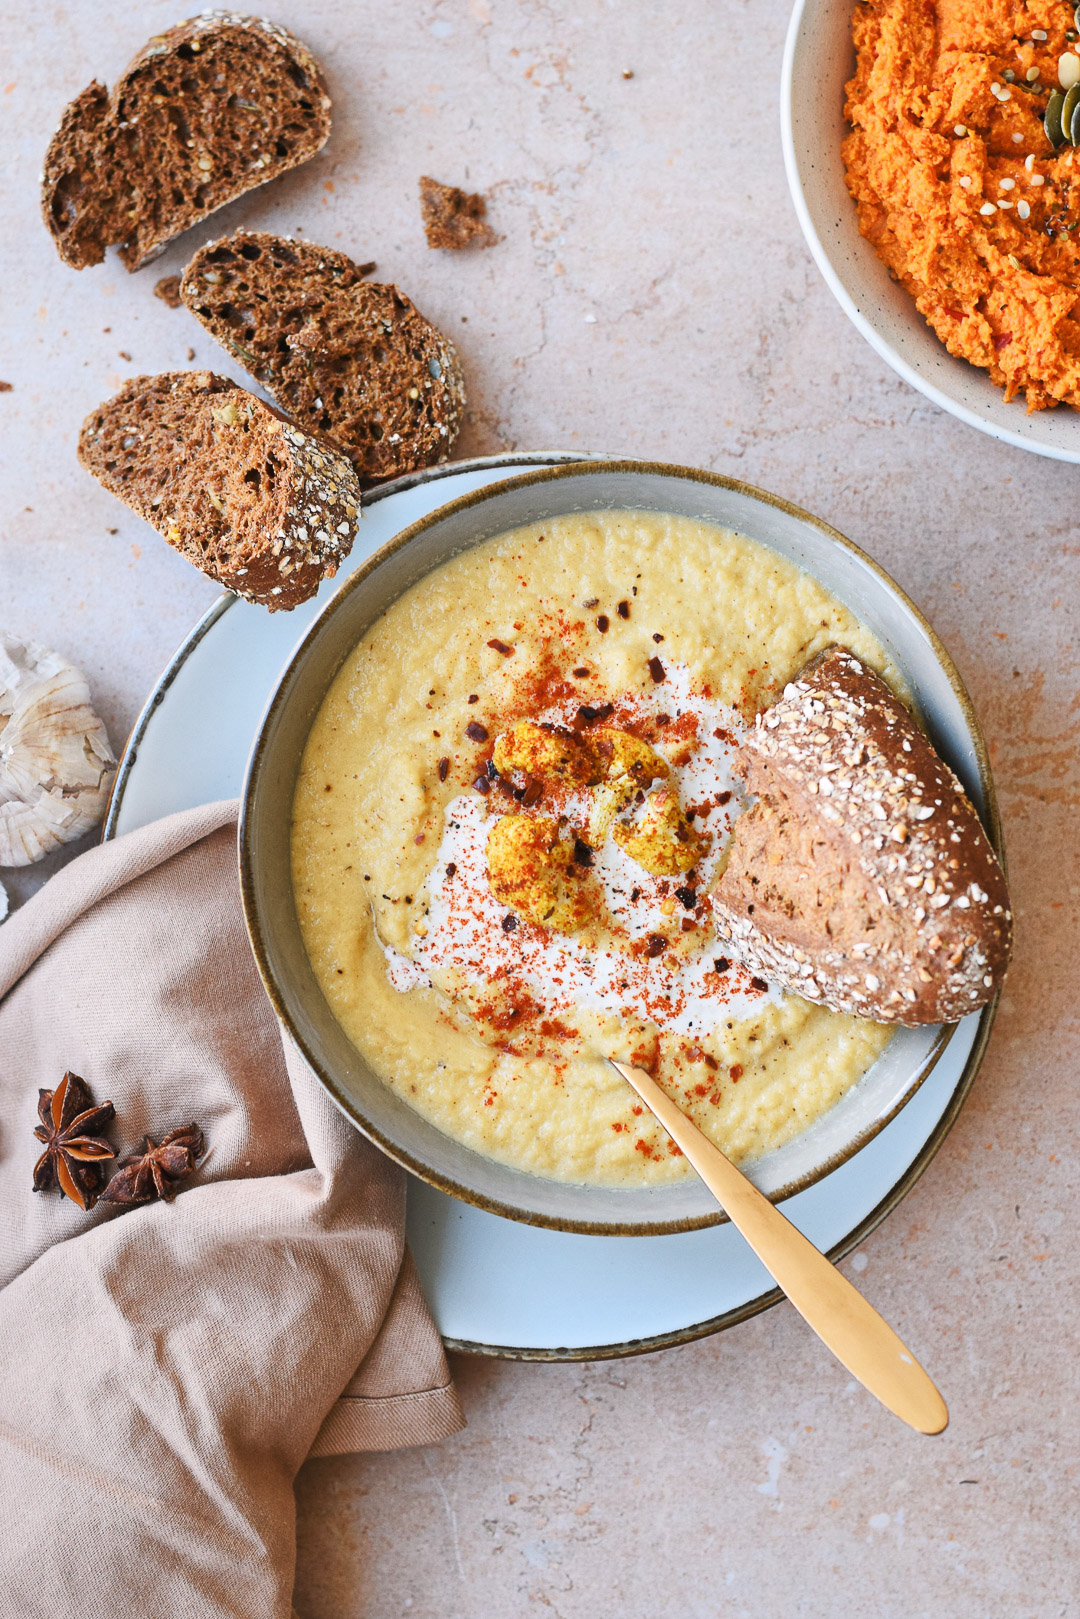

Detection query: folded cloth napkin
(0, 800), (463, 1617)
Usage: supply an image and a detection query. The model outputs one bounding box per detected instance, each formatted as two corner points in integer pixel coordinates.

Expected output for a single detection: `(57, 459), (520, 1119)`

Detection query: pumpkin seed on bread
(180, 231), (466, 482)
(712, 647), (1012, 1025)
(78, 372), (360, 610)
(42, 13), (331, 272)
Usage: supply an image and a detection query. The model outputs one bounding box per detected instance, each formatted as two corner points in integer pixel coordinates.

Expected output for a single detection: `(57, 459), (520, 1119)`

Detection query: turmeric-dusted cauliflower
(488, 717), (694, 890)
(612, 787), (703, 876)
(594, 727), (668, 785)
(492, 720), (601, 786)
(485, 814), (591, 931)
(587, 728), (668, 846)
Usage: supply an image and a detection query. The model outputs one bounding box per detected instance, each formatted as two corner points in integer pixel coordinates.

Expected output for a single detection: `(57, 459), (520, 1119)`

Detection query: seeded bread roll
(42, 12), (331, 272)
(78, 372), (360, 610)
(179, 232), (466, 482)
(712, 647), (1012, 1025)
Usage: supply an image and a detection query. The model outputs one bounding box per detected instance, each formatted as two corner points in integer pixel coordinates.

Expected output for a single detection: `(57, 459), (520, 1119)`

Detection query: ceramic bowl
(239, 460), (1000, 1234)
(781, 0), (1080, 462)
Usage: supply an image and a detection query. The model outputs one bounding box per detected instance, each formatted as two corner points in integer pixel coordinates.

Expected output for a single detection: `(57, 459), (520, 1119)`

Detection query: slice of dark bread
(179, 232), (466, 482)
(43, 13), (331, 272)
(78, 372), (359, 609)
(712, 647), (1012, 1025)
(419, 176), (497, 249)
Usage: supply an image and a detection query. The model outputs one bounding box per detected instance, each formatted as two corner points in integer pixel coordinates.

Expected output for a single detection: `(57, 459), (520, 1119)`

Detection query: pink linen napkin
(0, 800), (463, 1616)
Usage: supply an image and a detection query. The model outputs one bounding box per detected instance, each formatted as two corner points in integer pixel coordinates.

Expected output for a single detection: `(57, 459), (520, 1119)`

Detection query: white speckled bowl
(240, 461), (1003, 1235)
(782, 0), (1080, 462)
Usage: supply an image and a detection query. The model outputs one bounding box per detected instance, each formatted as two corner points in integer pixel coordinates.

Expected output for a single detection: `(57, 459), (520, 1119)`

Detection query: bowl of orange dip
(783, 0), (1080, 460)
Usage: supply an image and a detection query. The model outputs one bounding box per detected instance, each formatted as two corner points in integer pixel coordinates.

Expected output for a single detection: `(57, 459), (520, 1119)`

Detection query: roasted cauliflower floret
(587, 728), (668, 845)
(594, 727), (668, 786)
(485, 813), (591, 931)
(492, 720), (601, 786)
(612, 787), (703, 876)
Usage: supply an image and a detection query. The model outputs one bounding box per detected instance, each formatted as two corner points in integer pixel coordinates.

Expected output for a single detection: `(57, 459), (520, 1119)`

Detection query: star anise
(100, 1123), (205, 1207)
(33, 1072), (116, 1210)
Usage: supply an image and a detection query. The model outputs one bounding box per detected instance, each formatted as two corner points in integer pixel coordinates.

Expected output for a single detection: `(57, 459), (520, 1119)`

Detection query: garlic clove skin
(0, 636), (117, 869)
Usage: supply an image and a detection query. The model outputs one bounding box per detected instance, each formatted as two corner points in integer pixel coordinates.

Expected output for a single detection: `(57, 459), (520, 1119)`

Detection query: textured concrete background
(2, 2), (1077, 1615)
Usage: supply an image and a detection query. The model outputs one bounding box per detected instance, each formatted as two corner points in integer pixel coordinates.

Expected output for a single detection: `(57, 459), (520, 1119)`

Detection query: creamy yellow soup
(291, 510), (894, 1185)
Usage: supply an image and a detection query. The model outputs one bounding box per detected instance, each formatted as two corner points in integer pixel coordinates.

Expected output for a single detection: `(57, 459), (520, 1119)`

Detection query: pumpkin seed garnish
(1063, 82), (1080, 143)
(1045, 88), (1067, 147)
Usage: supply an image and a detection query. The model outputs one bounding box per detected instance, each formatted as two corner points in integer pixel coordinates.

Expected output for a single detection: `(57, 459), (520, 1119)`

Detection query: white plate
(105, 453), (996, 1359)
(781, 0), (1080, 463)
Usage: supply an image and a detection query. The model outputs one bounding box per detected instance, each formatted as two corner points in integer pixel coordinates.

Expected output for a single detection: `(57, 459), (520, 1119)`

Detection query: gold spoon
(609, 1061), (948, 1435)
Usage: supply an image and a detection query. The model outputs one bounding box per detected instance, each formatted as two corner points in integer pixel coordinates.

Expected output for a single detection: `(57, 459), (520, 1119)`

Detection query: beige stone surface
(1, 2), (1077, 1615)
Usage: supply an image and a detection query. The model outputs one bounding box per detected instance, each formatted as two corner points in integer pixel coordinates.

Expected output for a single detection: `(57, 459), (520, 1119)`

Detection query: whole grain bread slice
(712, 647), (1012, 1025)
(179, 231), (466, 482)
(43, 13), (331, 272)
(78, 372), (360, 609)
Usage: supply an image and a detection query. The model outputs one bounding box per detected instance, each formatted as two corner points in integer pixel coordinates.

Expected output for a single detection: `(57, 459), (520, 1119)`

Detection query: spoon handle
(609, 1062), (948, 1435)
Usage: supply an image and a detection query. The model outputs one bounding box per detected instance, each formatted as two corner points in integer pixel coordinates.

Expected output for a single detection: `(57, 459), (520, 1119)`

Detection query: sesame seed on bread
(712, 646), (1012, 1025)
(78, 371), (360, 610)
(179, 231), (466, 483)
(42, 12), (331, 273)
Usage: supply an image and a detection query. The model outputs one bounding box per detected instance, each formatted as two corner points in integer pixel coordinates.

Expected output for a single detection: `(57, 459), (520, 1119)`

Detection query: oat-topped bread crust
(179, 232), (466, 482)
(419, 176), (497, 250)
(78, 372), (360, 610)
(42, 12), (331, 272)
(713, 647), (1012, 1025)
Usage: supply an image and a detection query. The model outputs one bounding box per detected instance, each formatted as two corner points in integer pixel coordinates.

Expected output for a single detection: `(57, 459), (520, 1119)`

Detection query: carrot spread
(845, 0), (1080, 409)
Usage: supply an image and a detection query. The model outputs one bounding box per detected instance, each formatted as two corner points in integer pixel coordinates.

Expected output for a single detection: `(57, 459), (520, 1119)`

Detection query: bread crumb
(154, 275), (182, 308)
(419, 175), (497, 250)
(0, 380), (11, 392)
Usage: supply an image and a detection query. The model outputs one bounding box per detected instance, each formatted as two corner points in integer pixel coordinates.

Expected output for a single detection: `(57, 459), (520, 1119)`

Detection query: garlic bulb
(0, 636), (117, 870)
